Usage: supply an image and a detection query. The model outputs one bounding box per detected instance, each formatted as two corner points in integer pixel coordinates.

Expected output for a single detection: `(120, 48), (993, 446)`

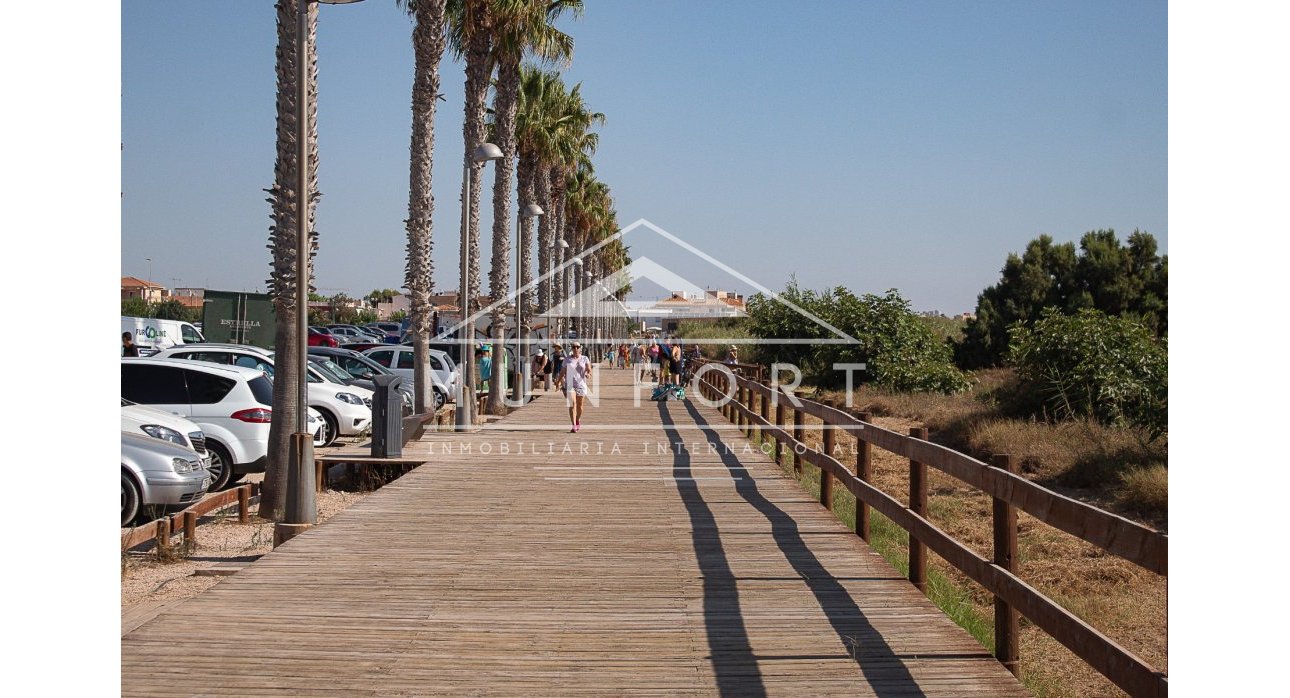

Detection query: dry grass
(812, 368), (1168, 528)
(763, 399), (1167, 698)
(1118, 465), (1168, 516)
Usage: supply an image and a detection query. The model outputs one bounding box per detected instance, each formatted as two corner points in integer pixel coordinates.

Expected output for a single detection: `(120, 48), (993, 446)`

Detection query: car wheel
(433, 389), (446, 412)
(122, 472), (141, 527)
(319, 411), (339, 447)
(206, 441), (234, 491)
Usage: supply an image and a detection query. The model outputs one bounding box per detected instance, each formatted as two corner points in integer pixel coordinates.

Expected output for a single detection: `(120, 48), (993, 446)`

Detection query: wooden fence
(120, 482), (260, 555)
(696, 367), (1168, 698)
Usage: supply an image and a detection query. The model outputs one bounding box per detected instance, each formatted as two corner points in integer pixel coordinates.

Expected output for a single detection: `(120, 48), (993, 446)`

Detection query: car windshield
(312, 358), (353, 384)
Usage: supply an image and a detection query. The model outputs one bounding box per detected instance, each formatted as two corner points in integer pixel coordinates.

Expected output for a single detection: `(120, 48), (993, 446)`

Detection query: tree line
(740, 228), (1167, 436)
(260, 0), (627, 521)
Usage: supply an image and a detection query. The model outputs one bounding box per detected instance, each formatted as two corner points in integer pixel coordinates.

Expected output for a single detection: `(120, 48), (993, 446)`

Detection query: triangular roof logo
(450, 218), (860, 345)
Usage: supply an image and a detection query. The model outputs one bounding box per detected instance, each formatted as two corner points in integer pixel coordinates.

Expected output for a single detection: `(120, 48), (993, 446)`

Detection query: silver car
(121, 431), (211, 527)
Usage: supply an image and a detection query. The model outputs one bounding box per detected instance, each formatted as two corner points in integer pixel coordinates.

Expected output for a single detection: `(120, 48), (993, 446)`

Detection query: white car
(152, 344), (373, 447)
(122, 358), (279, 491)
(361, 345), (457, 410)
(121, 431), (210, 526)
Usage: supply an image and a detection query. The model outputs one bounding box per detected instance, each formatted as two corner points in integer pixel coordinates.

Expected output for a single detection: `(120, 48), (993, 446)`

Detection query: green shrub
(1007, 308), (1166, 438)
(746, 282), (970, 394)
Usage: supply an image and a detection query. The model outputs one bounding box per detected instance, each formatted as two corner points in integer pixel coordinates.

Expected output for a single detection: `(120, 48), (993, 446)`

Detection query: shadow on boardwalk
(658, 399), (927, 698)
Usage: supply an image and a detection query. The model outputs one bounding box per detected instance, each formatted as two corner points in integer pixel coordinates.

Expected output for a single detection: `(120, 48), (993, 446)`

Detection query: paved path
(122, 368), (1027, 696)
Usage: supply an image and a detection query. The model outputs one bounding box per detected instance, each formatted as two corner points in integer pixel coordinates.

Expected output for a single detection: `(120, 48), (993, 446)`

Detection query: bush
(956, 230), (1167, 368)
(746, 283), (970, 393)
(1007, 308), (1166, 437)
(671, 319), (754, 359)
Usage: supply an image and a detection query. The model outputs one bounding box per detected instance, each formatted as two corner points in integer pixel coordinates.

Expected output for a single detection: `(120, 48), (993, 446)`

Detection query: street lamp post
(456, 142), (504, 431)
(512, 203), (544, 403)
(570, 256), (583, 342)
(279, 0), (365, 547)
(588, 269), (595, 358)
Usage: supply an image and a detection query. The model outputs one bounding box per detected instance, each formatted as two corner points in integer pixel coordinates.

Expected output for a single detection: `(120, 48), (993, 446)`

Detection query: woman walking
(557, 342), (592, 432)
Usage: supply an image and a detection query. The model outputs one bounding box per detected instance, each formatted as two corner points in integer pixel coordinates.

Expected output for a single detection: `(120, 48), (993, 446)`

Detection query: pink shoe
(569, 425), (577, 433)
(574, 422), (581, 433)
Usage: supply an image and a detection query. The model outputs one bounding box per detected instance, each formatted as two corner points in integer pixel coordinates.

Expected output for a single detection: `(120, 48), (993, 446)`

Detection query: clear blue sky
(121, 0), (1166, 314)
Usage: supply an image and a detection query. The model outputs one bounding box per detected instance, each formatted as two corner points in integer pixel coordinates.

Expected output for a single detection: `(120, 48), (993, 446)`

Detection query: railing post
(992, 453), (1020, 677)
(792, 408), (804, 476)
(238, 485), (250, 524)
(315, 458), (326, 493)
(155, 518), (171, 561)
(909, 427), (929, 593)
(774, 398), (785, 466)
(182, 510), (198, 551)
(745, 385), (756, 439)
(856, 411), (873, 542)
(820, 423), (835, 510)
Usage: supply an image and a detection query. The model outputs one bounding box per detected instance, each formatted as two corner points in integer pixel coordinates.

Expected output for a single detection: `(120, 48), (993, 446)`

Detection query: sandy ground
(120, 470), (371, 630)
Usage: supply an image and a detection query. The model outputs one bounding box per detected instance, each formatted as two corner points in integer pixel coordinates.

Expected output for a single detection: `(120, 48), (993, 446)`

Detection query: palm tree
(399, 0), (449, 415)
(446, 0), (495, 420)
(516, 68), (564, 314)
(484, 0), (580, 415)
(545, 83), (602, 338)
(261, 0), (320, 522)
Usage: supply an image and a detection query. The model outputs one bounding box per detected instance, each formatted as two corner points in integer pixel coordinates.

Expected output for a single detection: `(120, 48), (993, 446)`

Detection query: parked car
(364, 322), (402, 343)
(361, 345), (457, 410)
(122, 358), (277, 491)
(122, 316), (205, 356)
(307, 352), (414, 414)
(308, 346), (416, 406)
(122, 398), (211, 467)
(121, 431), (211, 526)
(325, 325), (376, 345)
(151, 344), (373, 447)
(308, 326), (340, 348)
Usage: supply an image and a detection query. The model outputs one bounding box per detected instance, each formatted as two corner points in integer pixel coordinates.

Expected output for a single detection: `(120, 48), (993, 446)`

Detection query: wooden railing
(121, 483), (259, 555)
(695, 367), (1168, 698)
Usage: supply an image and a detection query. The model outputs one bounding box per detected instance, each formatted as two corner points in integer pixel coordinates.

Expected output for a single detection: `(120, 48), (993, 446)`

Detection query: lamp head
(523, 203), (545, 217)
(471, 143), (504, 163)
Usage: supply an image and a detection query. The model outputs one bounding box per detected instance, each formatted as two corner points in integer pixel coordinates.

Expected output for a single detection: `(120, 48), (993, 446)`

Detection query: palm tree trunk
(460, 2), (491, 415)
(405, 0), (447, 415)
(550, 166), (567, 306)
(517, 153), (536, 331)
(536, 165), (553, 314)
(485, 58), (519, 415)
(262, 0), (319, 522)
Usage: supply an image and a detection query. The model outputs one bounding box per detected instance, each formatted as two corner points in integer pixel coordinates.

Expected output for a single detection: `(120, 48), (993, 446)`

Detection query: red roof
(121, 276), (162, 289)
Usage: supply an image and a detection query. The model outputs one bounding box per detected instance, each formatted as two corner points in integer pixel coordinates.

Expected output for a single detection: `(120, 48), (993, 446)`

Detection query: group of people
(520, 337), (744, 432)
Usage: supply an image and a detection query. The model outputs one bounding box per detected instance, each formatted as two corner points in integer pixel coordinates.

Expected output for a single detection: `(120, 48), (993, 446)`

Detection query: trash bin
(371, 373), (403, 458)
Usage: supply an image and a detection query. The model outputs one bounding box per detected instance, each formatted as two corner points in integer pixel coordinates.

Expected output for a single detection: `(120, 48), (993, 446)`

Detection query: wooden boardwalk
(121, 369), (1027, 696)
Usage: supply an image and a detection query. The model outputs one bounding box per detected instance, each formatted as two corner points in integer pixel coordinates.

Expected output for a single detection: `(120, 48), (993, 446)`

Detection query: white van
(122, 316), (205, 356)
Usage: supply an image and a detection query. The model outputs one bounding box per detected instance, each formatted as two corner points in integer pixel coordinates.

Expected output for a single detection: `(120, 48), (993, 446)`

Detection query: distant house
(627, 289), (746, 334)
(375, 294), (412, 320)
(121, 276), (166, 303)
(170, 287), (205, 312)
